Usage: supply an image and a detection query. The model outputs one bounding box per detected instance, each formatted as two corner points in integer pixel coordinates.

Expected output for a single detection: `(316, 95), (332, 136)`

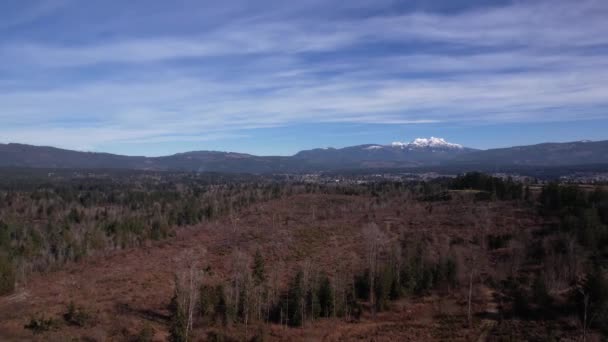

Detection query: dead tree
(467, 265), (474, 328)
(466, 242), (477, 328)
(363, 223), (387, 319)
(172, 251), (204, 341)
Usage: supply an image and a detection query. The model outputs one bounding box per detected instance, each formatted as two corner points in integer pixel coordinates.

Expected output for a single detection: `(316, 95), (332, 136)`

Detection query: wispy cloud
(0, 0), (71, 30)
(0, 0), (607, 152)
(4, 1), (607, 66)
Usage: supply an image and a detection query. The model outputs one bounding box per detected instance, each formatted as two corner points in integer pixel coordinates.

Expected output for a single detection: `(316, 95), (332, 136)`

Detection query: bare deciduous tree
(363, 222), (387, 319)
(172, 250), (204, 341)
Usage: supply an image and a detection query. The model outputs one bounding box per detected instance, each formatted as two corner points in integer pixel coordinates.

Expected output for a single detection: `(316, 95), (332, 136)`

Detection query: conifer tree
(287, 270), (305, 327)
(318, 274), (333, 318)
(252, 250), (265, 286)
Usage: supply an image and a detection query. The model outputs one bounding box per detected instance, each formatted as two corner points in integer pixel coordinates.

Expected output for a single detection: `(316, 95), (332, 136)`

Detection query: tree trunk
(467, 269), (473, 328)
(583, 294), (588, 342)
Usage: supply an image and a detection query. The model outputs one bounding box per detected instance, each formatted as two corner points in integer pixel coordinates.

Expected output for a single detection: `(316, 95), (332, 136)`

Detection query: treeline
(450, 172), (525, 200)
(540, 183), (608, 253)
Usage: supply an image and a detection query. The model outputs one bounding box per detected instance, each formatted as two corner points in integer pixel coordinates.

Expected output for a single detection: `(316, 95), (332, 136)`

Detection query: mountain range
(1, 137), (607, 174)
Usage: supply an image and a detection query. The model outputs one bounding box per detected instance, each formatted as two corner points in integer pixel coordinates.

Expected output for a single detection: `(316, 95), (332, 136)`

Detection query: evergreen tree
(318, 274), (333, 318)
(0, 253), (15, 296)
(584, 267), (608, 331)
(287, 270), (305, 327)
(252, 250), (266, 286)
(199, 284), (218, 323)
(444, 256), (458, 290)
(524, 185), (532, 202)
(354, 269), (370, 300)
(214, 285), (228, 326)
(532, 274), (551, 315)
(374, 267), (392, 312)
(169, 290), (188, 342)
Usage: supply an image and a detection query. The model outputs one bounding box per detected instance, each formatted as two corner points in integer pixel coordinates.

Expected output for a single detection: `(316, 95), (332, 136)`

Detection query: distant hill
(450, 140), (608, 167)
(1, 138), (607, 173)
(0, 143), (148, 169)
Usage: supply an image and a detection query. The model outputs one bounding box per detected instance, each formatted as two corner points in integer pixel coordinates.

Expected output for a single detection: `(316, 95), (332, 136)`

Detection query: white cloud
(0, 0), (607, 151)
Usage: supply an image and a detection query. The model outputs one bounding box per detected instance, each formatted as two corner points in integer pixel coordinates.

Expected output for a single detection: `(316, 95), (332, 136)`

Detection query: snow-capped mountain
(363, 137), (463, 151)
(392, 137), (463, 149)
(293, 137), (476, 168)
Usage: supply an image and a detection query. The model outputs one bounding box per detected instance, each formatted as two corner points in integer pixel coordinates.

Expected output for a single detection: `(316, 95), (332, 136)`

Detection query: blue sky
(1, 0), (607, 156)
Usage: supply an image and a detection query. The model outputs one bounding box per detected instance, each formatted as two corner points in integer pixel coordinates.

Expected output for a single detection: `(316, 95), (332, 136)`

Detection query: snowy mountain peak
(364, 145), (384, 150)
(391, 137), (463, 149)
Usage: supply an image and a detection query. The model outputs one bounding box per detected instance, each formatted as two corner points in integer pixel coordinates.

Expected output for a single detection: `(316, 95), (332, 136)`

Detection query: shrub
(487, 234), (513, 250)
(24, 314), (59, 334)
(63, 301), (93, 327)
(134, 323), (155, 342)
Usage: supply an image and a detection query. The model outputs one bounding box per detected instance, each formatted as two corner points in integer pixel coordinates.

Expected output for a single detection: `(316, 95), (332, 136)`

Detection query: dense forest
(1, 170), (607, 341)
